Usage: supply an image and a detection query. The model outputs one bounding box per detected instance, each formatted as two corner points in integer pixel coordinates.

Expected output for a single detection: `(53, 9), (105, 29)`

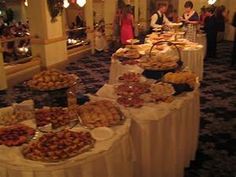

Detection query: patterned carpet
(0, 41), (235, 177)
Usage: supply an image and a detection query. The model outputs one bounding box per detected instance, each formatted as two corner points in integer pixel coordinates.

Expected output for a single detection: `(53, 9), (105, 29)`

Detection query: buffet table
(109, 45), (204, 84)
(0, 118), (134, 177)
(96, 84), (200, 177)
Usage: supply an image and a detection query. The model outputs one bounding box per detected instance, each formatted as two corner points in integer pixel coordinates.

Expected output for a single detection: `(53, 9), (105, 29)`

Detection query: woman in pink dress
(120, 5), (134, 45)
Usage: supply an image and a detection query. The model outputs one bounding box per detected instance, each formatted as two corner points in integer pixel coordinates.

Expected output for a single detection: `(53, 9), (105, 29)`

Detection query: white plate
(91, 127), (114, 141)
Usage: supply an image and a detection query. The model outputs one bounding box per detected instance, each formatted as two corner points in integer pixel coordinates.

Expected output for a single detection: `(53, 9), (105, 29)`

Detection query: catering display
(22, 130), (95, 162)
(114, 47), (140, 59)
(76, 100), (125, 129)
(0, 124), (35, 147)
(27, 70), (78, 91)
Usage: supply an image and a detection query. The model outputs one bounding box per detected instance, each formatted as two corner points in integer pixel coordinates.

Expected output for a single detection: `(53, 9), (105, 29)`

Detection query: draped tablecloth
(109, 46), (204, 84)
(0, 115), (133, 177)
(196, 33), (206, 58)
(96, 84), (200, 177)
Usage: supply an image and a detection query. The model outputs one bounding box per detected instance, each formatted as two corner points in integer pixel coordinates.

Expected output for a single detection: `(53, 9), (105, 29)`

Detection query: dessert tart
(0, 124), (35, 146)
(22, 130), (95, 162)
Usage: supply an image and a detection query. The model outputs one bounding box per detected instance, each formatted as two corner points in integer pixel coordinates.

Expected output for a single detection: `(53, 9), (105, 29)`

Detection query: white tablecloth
(0, 115), (133, 177)
(181, 47), (204, 80)
(109, 46), (204, 84)
(196, 33), (206, 58)
(96, 84), (200, 177)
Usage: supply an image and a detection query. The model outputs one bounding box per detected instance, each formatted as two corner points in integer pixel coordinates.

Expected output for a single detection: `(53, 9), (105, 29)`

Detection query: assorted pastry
(139, 55), (179, 70)
(76, 100), (124, 129)
(0, 124), (35, 146)
(35, 107), (77, 129)
(118, 72), (141, 83)
(141, 82), (175, 102)
(22, 130), (95, 162)
(115, 48), (140, 59)
(163, 71), (197, 88)
(117, 96), (144, 108)
(28, 70), (78, 91)
(121, 59), (139, 65)
(116, 82), (150, 97)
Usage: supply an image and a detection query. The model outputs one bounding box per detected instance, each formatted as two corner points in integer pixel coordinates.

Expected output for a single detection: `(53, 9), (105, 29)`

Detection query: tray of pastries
(117, 96), (144, 108)
(141, 82), (175, 102)
(118, 72), (141, 83)
(116, 82), (150, 97)
(27, 70), (79, 91)
(35, 107), (78, 132)
(76, 100), (125, 129)
(22, 130), (95, 162)
(0, 124), (35, 146)
(163, 71), (197, 94)
(115, 48), (140, 59)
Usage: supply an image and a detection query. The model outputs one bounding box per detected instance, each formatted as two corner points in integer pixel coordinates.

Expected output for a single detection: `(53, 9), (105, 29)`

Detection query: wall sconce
(76, 0), (86, 7)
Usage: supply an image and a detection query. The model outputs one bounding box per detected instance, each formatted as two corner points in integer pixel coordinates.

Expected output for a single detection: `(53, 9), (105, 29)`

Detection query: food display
(118, 72), (141, 83)
(76, 100), (124, 128)
(0, 124), (35, 146)
(121, 59), (139, 65)
(22, 130), (95, 162)
(163, 71), (197, 88)
(28, 70), (78, 91)
(116, 82), (150, 97)
(35, 107), (77, 130)
(141, 82), (175, 102)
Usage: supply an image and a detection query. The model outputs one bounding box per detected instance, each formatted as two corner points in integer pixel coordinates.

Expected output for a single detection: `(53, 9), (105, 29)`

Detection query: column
(0, 43), (7, 90)
(84, 0), (95, 53)
(104, 0), (116, 38)
(139, 0), (148, 30)
(134, 0), (139, 36)
(27, 0), (67, 68)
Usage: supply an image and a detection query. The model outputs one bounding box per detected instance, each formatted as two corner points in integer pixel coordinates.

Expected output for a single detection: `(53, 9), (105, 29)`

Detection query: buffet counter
(96, 84), (200, 177)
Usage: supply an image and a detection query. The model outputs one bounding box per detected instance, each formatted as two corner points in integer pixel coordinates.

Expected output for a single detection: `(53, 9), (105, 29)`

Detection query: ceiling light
(63, 0), (70, 8)
(76, 0), (86, 7)
(208, 0), (217, 5)
(24, 0), (28, 7)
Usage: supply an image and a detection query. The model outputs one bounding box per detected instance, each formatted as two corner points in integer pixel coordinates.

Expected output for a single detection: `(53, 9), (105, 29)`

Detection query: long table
(97, 84), (200, 177)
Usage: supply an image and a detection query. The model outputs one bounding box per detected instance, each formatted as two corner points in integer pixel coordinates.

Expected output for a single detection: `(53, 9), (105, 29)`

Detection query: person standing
(203, 6), (217, 58)
(231, 12), (236, 66)
(120, 5), (134, 45)
(180, 1), (199, 42)
(150, 3), (172, 30)
(215, 5), (228, 42)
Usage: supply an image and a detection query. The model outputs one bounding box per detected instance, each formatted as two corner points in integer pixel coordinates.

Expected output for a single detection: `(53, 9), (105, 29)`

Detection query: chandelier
(76, 0), (86, 7)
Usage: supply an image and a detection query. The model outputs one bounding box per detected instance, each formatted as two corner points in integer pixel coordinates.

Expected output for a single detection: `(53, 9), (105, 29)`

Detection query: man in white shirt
(150, 3), (172, 30)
